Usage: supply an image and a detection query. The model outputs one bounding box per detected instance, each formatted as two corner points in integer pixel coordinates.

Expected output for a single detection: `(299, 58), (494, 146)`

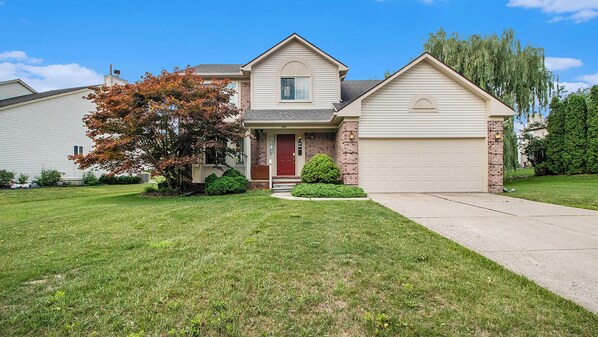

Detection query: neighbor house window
(280, 60), (311, 101)
(73, 146), (83, 155)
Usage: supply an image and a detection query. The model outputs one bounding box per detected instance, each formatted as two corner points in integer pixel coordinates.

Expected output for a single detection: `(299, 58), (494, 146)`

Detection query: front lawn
(1, 186), (597, 336)
(504, 174), (598, 211)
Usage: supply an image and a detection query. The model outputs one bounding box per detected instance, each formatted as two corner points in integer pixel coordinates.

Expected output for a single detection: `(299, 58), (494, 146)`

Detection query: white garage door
(359, 138), (486, 193)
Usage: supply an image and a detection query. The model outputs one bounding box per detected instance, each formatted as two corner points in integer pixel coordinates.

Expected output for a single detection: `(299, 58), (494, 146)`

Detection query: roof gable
(241, 33), (348, 75)
(338, 53), (515, 118)
(0, 86), (92, 110)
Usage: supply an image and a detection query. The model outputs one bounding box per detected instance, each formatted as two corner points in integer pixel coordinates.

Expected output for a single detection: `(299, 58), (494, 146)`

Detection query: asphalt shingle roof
(244, 109), (335, 122)
(0, 86), (94, 109)
(334, 80), (382, 110)
(192, 64), (243, 75)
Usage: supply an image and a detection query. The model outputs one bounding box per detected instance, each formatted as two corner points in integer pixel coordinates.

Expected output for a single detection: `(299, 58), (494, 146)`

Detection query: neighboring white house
(519, 114), (548, 167)
(0, 74), (127, 183)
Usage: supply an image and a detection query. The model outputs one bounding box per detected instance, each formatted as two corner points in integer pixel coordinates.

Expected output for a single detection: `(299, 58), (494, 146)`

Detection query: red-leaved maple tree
(70, 67), (247, 191)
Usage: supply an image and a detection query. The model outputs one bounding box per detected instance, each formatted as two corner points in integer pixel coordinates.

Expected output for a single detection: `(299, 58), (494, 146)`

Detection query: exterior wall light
(349, 132), (355, 140)
(494, 133), (502, 140)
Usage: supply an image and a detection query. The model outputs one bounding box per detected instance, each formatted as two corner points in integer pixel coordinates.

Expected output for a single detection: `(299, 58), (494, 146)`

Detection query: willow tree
(423, 29), (554, 173)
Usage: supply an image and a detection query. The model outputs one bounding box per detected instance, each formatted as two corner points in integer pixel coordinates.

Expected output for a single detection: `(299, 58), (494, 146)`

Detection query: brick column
(239, 81), (251, 114)
(335, 120), (359, 185)
(488, 121), (504, 193)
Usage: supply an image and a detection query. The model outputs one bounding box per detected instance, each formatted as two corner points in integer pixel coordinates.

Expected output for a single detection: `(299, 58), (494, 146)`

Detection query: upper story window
(280, 61), (311, 101)
(227, 82), (239, 106)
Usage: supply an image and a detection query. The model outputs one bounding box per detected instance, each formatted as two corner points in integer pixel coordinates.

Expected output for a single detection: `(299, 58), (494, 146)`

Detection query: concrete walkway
(370, 193), (598, 314)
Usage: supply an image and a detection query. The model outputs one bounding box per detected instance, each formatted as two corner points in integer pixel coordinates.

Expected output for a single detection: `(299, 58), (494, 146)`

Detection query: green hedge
(291, 183), (367, 198)
(99, 174), (142, 185)
(206, 176), (248, 195)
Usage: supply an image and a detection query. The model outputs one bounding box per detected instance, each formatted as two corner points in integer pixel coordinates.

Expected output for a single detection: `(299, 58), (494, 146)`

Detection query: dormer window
(280, 61), (311, 101)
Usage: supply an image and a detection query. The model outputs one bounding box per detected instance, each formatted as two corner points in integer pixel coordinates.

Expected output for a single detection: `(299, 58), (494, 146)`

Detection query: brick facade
(305, 132), (336, 161)
(251, 131), (268, 166)
(488, 121), (504, 193)
(239, 81), (251, 114)
(335, 121), (359, 185)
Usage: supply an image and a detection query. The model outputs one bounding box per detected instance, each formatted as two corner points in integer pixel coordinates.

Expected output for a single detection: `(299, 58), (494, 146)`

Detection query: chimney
(104, 65), (127, 86)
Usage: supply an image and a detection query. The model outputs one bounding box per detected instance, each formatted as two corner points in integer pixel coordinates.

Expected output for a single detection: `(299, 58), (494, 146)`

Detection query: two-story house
(192, 33), (515, 193)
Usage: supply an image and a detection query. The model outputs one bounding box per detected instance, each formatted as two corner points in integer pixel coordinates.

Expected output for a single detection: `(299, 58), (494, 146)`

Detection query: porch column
(245, 132), (252, 180)
(488, 120), (504, 193)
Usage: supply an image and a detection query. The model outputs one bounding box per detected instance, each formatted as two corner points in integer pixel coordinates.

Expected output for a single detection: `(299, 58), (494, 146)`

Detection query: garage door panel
(359, 138), (485, 193)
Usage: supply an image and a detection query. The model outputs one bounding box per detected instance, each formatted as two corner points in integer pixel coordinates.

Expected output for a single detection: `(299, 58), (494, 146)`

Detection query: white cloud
(0, 50), (42, 64)
(507, 0), (598, 23)
(557, 81), (589, 94)
(578, 72), (598, 85)
(544, 57), (582, 71)
(0, 50), (103, 92)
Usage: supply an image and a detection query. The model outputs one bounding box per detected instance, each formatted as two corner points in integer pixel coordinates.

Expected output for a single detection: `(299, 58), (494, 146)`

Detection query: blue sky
(0, 0), (596, 94)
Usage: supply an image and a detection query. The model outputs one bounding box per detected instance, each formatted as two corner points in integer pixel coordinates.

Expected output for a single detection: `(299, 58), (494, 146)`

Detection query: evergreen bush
(586, 86), (598, 173)
(563, 94), (587, 174)
(300, 154), (341, 184)
(546, 96), (567, 175)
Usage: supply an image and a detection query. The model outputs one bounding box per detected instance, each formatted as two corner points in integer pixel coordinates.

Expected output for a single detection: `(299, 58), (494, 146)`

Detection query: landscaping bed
(291, 183), (367, 198)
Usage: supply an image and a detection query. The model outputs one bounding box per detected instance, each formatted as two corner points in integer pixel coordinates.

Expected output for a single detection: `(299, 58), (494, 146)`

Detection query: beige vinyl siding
(0, 82), (35, 100)
(360, 61), (487, 138)
(359, 138), (485, 193)
(0, 91), (99, 181)
(251, 40), (339, 110)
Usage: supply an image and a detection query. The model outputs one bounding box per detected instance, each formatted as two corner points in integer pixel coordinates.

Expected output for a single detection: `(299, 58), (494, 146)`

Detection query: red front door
(277, 134), (295, 176)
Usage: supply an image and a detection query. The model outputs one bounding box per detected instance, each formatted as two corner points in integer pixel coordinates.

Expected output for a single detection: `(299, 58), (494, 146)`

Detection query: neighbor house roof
(243, 109), (335, 123)
(192, 64), (244, 76)
(333, 80), (382, 110)
(0, 86), (94, 109)
(0, 79), (37, 94)
(241, 33), (348, 75)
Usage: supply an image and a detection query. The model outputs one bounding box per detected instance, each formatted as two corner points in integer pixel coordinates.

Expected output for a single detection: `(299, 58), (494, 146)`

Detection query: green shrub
(522, 133), (548, 175)
(222, 168), (242, 178)
(0, 169), (15, 187)
(546, 96), (567, 174)
(533, 162), (550, 176)
(17, 173), (29, 184)
(204, 173), (218, 186)
(82, 171), (100, 186)
(35, 169), (62, 186)
(143, 184), (159, 193)
(291, 183), (367, 198)
(300, 154), (341, 184)
(206, 175), (248, 195)
(99, 174), (141, 185)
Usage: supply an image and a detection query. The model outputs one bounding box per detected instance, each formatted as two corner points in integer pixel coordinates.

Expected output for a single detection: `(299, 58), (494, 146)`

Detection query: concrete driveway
(370, 193), (598, 314)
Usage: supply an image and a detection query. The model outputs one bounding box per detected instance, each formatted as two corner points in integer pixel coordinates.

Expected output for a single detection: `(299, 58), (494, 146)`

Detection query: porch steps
(272, 176), (301, 192)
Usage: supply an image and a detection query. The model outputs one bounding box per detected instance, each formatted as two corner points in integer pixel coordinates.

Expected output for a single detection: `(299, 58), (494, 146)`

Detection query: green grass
(504, 174), (598, 211)
(1, 185), (597, 336)
(505, 167), (535, 180)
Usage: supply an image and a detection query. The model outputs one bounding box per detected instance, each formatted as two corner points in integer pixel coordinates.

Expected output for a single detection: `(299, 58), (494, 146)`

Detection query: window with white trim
(73, 145), (83, 155)
(280, 61), (311, 101)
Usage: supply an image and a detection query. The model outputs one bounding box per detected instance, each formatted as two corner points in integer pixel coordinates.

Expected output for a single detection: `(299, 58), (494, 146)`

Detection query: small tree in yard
(563, 94), (587, 174)
(587, 86), (598, 173)
(70, 68), (247, 192)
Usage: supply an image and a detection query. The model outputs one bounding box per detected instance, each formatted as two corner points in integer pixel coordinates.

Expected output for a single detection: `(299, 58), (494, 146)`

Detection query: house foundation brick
(305, 132), (336, 161)
(335, 120), (359, 185)
(488, 121), (504, 193)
